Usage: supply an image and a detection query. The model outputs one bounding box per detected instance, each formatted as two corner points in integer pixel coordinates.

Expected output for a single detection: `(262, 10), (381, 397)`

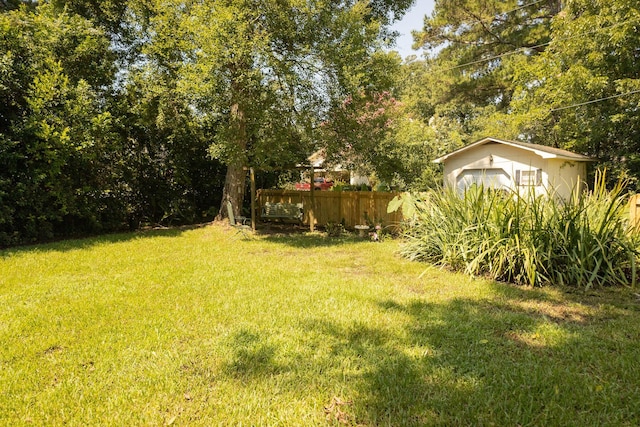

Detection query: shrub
(398, 171), (639, 289)
(325, 222), (346, 237)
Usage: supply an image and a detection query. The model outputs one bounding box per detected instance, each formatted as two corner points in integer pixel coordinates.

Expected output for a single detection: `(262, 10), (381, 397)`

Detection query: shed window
(515, 169), (542, 186)
(456, 168), (510, 192)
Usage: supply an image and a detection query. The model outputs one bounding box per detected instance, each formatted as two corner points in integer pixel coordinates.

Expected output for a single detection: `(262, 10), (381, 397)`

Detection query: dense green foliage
(500, 0), (640, 183)
(0, 5), (225, 246)
(0, 1), (412, 245)
(0, 3), (370, 245)
(397, 173), (639, 288)
(1, 5), (119, 244)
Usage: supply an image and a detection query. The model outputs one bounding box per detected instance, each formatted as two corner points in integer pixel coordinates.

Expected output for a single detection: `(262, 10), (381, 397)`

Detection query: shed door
(456, 168), (511, 192)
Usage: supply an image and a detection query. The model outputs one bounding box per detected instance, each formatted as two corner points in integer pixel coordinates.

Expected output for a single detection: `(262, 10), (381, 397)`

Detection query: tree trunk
(217, 101), (247, 221)
(218, 161), (246, 221)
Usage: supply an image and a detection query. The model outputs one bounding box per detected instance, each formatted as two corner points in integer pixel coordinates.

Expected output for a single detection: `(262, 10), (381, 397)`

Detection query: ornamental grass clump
(399, 171), (639, 288)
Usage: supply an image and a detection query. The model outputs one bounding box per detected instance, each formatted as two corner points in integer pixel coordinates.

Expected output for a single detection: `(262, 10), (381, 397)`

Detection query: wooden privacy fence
(257, 190), (403, 229)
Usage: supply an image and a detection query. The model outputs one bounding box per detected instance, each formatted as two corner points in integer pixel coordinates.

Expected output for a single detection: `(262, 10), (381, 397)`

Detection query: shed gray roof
(433, 137), (596, 163)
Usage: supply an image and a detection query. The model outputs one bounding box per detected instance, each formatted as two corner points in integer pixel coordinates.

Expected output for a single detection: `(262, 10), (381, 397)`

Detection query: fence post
(630, 194), (640, 230)
(250, 167), (256, 232)
(309, 168), (315, 232)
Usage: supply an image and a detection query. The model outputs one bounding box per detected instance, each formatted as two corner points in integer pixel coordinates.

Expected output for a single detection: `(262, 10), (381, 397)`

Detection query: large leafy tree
(110, 65), (227, 227)
(321, 89), (404, 183)
(394, 56), (478, 187)
(320, 71), (439, 190)
(139, 0), (413, 217)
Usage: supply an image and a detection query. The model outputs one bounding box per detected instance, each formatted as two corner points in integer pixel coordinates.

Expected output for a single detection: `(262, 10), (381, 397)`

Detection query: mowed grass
(1, 224), (640, 426)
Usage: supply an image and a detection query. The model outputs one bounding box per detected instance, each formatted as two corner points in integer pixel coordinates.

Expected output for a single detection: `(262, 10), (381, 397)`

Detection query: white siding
(443, 142), (586, 198)
(546, 159), (587, 199)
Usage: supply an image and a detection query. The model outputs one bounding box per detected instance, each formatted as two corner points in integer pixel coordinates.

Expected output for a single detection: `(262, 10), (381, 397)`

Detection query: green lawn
(1, 224), (640, 426)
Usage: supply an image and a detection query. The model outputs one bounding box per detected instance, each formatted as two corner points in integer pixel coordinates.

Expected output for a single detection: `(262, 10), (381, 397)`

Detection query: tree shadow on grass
(369, 291), (640, 426)
(301, 284), (640, 426)
(301, 317), (442, 425)
(486, 281), (640, 323)
(175, 281), (639, 425)
(0, 225), (199, 256)
(220, 329), (283, 379)
(261, 232), (372, 248)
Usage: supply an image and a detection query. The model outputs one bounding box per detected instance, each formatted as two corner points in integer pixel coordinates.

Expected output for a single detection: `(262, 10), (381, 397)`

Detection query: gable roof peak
(433, 137), (595, 163)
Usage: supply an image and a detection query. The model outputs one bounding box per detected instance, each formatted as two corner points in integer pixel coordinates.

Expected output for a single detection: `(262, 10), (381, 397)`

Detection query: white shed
(434, 137), (595, 199)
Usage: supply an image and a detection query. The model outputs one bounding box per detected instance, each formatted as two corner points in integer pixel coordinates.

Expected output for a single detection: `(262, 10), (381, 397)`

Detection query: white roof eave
(433, 137), (594, 163)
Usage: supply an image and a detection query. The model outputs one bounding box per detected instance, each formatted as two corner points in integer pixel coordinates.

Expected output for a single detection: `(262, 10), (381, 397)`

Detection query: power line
(550, 89), (640, 112)
(415, 0), (548, 58)
(473, 0), (549, 25)
(438, 18), (638, 72)
(440, 41), (550, 71)
(504, 0), (548, 14)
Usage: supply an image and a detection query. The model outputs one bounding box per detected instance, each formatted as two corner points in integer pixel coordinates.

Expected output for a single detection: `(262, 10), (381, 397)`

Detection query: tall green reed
(398, 171), (639, 288)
